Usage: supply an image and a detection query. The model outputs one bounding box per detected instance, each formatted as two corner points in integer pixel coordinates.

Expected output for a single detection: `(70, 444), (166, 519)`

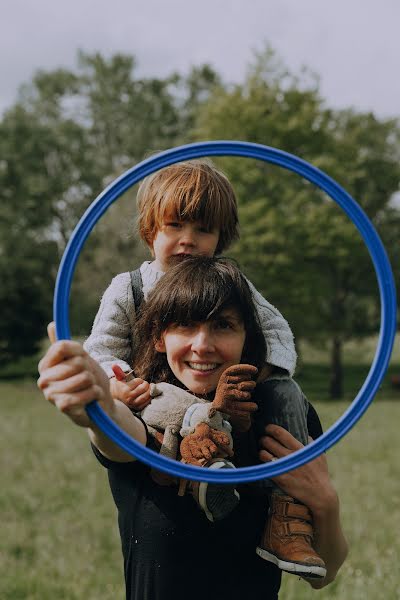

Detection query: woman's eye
(175, 320), (195, 329)
(215, 319), (233, 330)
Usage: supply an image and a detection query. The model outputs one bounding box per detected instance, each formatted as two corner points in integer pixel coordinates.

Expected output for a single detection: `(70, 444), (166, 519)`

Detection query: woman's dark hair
(134, 256), (267, 384)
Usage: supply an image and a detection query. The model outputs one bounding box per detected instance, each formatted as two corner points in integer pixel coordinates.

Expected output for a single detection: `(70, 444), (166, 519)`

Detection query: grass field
(1, 333), (399, 598)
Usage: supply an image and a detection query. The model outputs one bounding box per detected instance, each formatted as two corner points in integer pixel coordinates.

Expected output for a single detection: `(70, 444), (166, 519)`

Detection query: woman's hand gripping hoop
(54, 141), (397, 483)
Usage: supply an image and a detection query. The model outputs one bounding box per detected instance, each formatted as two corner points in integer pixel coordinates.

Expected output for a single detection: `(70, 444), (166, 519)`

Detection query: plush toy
(112, 364), (258, 465)
(141, 382), (233, 461)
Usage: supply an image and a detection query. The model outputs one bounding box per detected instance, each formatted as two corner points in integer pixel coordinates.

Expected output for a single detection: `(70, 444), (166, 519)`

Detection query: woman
(38, 256), (347, 600)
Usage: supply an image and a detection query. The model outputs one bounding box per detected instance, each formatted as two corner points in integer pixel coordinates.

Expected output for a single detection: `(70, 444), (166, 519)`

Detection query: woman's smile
(186, 361), (220, 372)
(156, 308), (246, 395)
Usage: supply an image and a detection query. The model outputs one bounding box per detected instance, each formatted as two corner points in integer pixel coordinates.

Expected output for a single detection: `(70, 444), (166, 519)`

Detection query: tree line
(1, 47), (399, 397)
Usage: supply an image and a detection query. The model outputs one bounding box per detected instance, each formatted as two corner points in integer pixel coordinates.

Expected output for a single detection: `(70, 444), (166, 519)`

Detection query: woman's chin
(183, 376), (217, 396)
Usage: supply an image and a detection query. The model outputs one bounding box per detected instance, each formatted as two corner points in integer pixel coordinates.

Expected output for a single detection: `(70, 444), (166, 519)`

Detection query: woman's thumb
(47, 322), (57, 344)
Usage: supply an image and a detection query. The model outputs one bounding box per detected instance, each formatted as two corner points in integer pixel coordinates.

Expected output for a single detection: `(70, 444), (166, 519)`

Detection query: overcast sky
(2, 0), (399, 119)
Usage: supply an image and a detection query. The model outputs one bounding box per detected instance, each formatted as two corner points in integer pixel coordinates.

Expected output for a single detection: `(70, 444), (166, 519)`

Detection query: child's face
(151, 214), (220, 272)
(155, 308), (246, 395)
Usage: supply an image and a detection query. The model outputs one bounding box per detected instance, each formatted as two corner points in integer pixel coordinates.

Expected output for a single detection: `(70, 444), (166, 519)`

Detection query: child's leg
(189, 457), (240, 522)
(253, 377), (309, 447)
(252, 377), (326, 578)
(180, 421), (240, 522)
(247, 377), (308, 493)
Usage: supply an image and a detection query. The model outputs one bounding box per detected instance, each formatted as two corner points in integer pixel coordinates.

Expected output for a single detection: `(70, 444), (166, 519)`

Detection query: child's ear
(154, 337), (166, 353)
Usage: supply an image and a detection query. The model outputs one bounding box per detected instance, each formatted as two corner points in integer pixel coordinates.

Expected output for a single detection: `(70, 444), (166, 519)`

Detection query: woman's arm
(259, 424), (348, 588)
(38, 325), (146, 462)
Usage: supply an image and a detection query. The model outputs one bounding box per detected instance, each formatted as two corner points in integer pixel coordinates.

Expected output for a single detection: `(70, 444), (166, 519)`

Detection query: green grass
(0, 381), (124, 599)
(1, 380), (400, 598)
(280, 399), (400, 599)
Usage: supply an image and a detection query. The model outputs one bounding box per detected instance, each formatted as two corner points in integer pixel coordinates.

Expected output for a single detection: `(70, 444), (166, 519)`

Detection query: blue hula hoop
(54, 141), (397, 483)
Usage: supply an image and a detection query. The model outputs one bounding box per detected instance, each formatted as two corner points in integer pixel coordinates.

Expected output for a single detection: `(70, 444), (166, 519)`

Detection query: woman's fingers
(263, 424), (304, 452)
(42, 369), (95, 396)
(51, 385), (102, 410)
(258, 448), (277, 463)
(38, 356), (89, 390)
(38, 340), (85, 372)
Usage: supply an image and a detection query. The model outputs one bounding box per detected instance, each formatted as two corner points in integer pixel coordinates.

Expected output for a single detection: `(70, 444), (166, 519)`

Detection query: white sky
(1, 0), (400, 118)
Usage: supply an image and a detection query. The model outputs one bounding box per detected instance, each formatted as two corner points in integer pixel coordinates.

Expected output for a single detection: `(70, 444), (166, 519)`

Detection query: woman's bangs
(159, 276), (240, 327)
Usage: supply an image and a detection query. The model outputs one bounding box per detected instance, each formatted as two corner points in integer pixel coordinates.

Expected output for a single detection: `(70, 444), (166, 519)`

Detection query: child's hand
(38, 323), (114, 428)
(111, 365), (151, 411)
(180, 423), (233, 466)
(212, 364), (258, 432)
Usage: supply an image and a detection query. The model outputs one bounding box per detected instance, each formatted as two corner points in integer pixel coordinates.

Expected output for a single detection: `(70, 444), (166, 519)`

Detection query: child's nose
(179, 225), (196, 246)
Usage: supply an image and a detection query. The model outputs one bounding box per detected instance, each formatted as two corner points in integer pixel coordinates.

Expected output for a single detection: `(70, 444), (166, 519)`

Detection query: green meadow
(1, 334), (399, 599)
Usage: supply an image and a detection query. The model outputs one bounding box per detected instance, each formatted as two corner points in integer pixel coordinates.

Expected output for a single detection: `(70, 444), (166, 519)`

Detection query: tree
(0, 106), (63, 361)
(0, 51), (218, 352)
(194, 48), (400, 397)
(0, 234), (57, 363)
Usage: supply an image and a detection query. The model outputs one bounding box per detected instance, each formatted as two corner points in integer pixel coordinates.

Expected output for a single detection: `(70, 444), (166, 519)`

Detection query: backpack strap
(130, 268), (144, 313)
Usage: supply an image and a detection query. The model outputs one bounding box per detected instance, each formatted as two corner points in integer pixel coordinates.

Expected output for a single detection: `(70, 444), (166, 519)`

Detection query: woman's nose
(191, 326), (214, 353)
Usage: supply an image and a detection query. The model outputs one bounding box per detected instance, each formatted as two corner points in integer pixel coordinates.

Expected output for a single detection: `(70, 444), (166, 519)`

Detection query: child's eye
(166, 221), (182, 229)
(198, 224), (211, 233)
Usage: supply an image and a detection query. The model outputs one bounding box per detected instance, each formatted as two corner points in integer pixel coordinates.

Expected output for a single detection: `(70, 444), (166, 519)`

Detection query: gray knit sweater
(83, 261), (297, 377)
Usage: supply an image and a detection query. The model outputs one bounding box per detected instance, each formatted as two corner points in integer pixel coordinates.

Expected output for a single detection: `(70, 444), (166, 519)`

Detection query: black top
(92, 406), (323, 600)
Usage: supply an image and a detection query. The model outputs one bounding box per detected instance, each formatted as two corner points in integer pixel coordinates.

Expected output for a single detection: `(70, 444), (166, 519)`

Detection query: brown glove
(180, 423), (233, 466)
(212, 364), (258, 432)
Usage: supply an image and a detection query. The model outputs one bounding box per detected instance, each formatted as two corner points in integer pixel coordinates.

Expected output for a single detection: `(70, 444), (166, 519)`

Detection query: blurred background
(1, 1), (399, 598)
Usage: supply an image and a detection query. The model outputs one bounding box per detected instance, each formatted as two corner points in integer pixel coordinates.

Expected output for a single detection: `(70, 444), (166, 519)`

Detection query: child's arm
(83, 272), (136, 378)
(111, 365), (151, 411)
(245, 278), (297, 377)
(83, 273), (151, 409)
(259, 424), (348, 588)
(38, 324), (147, 462)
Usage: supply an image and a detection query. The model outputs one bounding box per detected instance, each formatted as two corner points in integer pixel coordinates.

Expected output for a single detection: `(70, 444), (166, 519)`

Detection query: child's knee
(256, 378), (306, 411)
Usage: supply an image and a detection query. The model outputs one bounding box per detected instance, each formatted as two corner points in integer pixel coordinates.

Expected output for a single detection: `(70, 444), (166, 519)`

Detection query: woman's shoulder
(307, 402), (323, 439)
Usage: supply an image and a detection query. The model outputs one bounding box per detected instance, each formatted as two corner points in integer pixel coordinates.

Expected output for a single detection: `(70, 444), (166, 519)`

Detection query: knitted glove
(211, 364), (258, 432)
(180, 422), (233, 466)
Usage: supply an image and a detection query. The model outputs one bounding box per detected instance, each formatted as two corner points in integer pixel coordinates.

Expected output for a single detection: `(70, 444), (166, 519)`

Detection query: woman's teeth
(188, 362), (218, 371)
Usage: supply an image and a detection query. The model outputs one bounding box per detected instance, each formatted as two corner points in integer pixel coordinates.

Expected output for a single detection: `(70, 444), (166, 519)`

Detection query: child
(83, 159), (297, 409)
(38, 258), (347, 599)
(83, 161), (323, 576)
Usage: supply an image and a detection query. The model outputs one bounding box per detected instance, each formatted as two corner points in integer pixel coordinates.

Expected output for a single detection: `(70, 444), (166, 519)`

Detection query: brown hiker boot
(256, 493), (327, 579)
